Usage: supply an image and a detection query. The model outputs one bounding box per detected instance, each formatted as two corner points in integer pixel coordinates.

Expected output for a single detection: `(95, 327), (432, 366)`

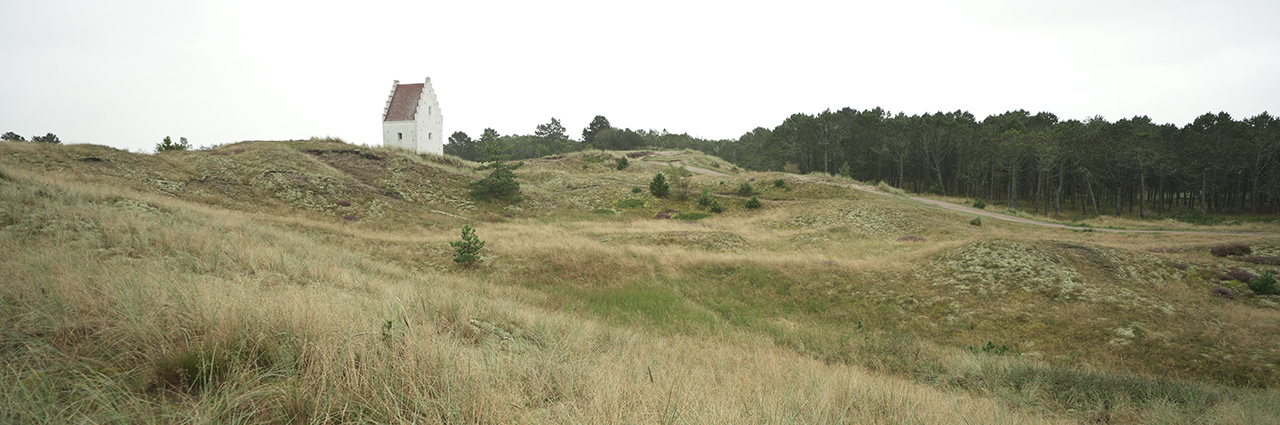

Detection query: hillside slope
(2, 139), (1279, 423)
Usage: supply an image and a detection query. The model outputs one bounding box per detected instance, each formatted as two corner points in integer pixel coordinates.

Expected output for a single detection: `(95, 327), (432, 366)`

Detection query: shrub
(1220, 268), (1259, 283)
(969, 217), (982, 226)
(31, 132), (60, 144)
(649, 173), (669, 198)
(655, 211), (672, 219)
(1211, 287), (1235, 300)
(697, 188), (714, 207)
(972, 198), (986, 209)
(838, 162), (851, 178)
(667, 166), (691, 200)
(1210, 243), (1252, 257)
(1172, 262), (1188, 270)
(631, 186), (642, 193)
(783, 162), (800, 174)
(745, 196), (762, 209)
(469, 162), (522, 202)
(926, 183), (944, 195)
(773, 178), (787, 188)
(450, 225), (485, 267)
(1, 131), (24, 142)
(616, 199), (645, 209)
(709, 199), (723, 213)
(615, 156), (629, 170)
(1250, 273), (1278, 295)
(156, 136), (189, 152)
(737, 181), (755, 196)
(336, 200), (351, 207)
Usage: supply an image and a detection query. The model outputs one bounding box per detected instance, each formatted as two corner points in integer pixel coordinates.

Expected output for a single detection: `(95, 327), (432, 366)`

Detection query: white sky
(2, 0), (1277, 152)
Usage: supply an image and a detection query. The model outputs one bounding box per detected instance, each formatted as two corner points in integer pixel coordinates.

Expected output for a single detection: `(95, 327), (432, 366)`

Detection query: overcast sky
(2, 0), (1277, 152)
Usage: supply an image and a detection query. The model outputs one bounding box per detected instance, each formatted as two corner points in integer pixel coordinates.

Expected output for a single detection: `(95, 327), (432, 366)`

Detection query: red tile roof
(384, 83), (424, 122)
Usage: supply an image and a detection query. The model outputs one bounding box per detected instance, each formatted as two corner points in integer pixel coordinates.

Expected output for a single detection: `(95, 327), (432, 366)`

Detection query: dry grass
(4, 141), (1280, 423)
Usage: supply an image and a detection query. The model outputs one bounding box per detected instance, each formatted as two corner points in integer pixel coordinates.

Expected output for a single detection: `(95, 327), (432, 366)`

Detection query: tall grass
(0, 168), (1076, 423)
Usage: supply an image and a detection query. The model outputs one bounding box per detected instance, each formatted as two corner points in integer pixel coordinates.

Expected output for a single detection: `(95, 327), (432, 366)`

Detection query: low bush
(969, 217), (982, 226)
(1210, 243), (1252, 257)
(972, 198), (986, 209)
(336, 200), (351, 207)
(1219, 268), (1259, 283)
(470, 162), (522, 202)
(1251, 273), (1279, 295)
(744, 196), (761, 209)
(709, 200), (723, 213)
(926, 183), (944, 195)
(696, 188), (714, 207)
(615, 156), (629, 170)
(737, 181), (756, 196)
(773, 178), (786, 188)
(1211, 287), (1235, 300)
(1172, 262), (1188, 270)
(631, 187), (642, 193)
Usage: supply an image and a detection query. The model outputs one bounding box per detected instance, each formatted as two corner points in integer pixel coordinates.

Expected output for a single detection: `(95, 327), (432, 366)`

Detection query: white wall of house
(383, 121), (416, 151)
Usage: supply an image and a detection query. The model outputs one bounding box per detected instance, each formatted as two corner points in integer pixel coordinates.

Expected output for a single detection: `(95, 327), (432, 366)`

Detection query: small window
(428, 132), (432, 140)
(398, 133), (402, 140)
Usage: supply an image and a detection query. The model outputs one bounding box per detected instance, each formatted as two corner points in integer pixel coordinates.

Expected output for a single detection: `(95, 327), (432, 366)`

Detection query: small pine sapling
(649, 172), (669, 198)
(745, 196), (762, 209)
(450, 225), (485, 267)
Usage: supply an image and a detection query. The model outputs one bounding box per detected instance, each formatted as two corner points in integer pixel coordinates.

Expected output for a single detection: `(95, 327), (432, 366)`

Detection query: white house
(382, 78), (443, 155)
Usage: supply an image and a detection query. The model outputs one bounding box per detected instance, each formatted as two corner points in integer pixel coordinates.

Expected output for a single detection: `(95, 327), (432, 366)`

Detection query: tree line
(444, 109), (1279, 216)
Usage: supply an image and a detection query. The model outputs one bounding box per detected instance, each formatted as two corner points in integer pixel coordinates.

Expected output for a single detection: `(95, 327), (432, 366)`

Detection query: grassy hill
(2, 138), (1279, 423)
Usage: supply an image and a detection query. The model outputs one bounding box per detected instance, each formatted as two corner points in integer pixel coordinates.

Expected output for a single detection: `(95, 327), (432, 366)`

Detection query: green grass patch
(673, 212), (712, 221)
(615, 198), (645, 209)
